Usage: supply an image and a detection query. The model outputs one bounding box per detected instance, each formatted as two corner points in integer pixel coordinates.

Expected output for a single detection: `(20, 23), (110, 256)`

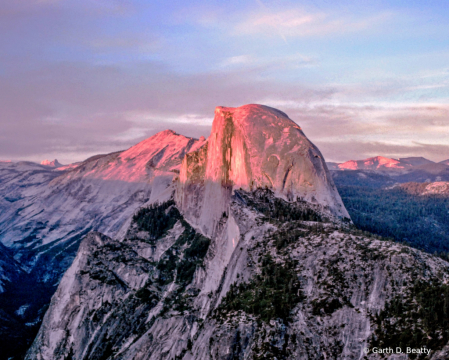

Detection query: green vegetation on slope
(128, 200), (211, 316)
(217, 255), (304, 323)
(132, 199), (181, 240)
(155, 217), (211, 288)
(371, 280), (449, 359)
(335, 184), (449, 260)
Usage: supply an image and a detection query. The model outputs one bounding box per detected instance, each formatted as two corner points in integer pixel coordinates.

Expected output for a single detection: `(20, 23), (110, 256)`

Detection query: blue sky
(0, 0), (448, 163)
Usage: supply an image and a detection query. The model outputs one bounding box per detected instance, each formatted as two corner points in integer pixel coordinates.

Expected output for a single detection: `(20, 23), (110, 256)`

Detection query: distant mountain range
(4, 156), (448, 182)
(328, 155), (449, 171)
(330, 157), (449, 268)
(327, 156), (449, 183)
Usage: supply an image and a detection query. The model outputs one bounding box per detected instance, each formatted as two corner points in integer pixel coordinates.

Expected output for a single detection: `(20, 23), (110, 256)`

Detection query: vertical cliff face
(176, 104), (349, 236)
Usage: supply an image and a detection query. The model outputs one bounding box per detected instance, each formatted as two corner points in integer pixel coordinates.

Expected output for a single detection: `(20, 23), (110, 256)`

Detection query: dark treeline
(372, 280), (449, 359)
(217, 255), (304, 323)
(335, 184), (449, 260)
(132, 200), (180, 240)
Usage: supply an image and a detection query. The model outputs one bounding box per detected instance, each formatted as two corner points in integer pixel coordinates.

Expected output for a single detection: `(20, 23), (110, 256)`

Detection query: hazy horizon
(2, 119), (449, 166)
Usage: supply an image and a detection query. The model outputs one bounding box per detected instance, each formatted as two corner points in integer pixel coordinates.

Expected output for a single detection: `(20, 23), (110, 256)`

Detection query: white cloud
(218, 53), (318, 71)
(179, 3), (393, 42)
(232, 8), (392, 40)
(261, 98), (449, 162)
(219, 55), (254, 68)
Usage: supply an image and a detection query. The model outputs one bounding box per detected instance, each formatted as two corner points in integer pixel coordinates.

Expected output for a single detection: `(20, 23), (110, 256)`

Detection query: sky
(0, 0), (448, 164)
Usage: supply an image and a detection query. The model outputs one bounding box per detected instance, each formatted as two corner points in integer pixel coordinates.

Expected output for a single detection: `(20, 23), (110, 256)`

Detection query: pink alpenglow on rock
(57, 129), (206, 185)
(338, 156), (406, 171)
(41, 159), (63, 168)
(176, 104), (349, 236)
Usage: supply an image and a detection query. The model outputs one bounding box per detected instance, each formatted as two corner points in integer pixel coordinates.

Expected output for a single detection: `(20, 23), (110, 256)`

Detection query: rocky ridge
(398, 182), (449, 196)
(0, 130), (205, 281)
(25, 105), (449, 360)
(0, 130), (205, 359)
(27, 191), (449, 360)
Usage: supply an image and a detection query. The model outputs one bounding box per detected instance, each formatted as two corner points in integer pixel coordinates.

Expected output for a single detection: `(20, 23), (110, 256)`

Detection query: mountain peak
(338, 156), (406, 170)
(367, 156), (402, 167)
(176, 104), (349, 236)
(154, 129), (178, 137)
(214, 104), (290, 120)
(40, 159), (62, 167)
(58, 129), (207, 187)
(399, 156), (434, 166)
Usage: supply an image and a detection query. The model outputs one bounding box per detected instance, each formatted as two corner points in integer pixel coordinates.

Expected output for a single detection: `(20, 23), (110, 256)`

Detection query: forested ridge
(334, 179), (449, 261)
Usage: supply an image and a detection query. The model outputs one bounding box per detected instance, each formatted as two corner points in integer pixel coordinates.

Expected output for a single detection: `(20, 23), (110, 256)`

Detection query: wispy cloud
(218, 53), (318, 70)
(2, 55), (447, 164)
(233, 8), (392, 40)
(269, 100), (449, 162)
(178, 3), (393, 42)
(219, 55), (254, 68)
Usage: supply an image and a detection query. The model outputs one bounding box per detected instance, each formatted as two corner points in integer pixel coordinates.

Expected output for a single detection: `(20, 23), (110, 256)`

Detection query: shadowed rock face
(176, 104), (349, 236)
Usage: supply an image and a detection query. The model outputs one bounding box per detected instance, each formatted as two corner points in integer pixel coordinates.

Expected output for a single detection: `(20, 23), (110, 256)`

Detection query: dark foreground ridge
(26, 194), (449, 359)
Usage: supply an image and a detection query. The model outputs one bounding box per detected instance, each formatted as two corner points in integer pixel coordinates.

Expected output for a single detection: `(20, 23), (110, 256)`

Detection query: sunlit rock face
(58, 130), (205, 185)
(338, 156), (408, 171)
(0, 130), (205, 280)
(176, 104), (349, 236)
(40, 159), (62, 168)
(336, 156), (437, 172)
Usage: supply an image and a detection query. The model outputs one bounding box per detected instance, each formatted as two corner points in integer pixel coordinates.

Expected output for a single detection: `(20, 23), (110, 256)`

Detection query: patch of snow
(25, 318), (40, 327)
(16, 304), (30, 317)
